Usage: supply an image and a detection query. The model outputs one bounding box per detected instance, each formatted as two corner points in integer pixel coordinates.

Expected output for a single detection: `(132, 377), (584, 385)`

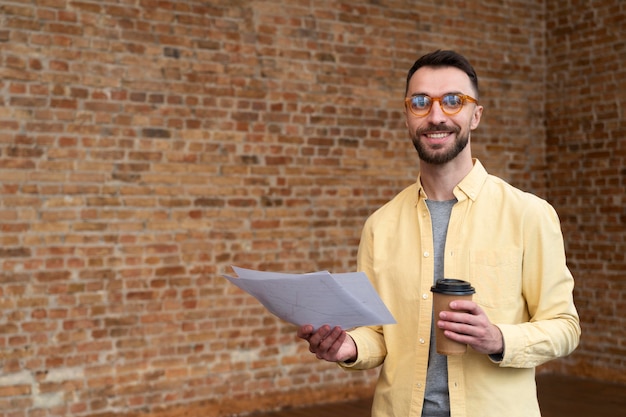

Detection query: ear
(470, 105), (483, 130)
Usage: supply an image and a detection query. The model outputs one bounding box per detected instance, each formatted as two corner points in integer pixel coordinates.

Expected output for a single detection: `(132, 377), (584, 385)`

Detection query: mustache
(415, 123), (459, 136)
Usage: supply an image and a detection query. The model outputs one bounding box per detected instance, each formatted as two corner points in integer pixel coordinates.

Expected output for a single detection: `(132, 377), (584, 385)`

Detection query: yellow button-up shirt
(343, 159), (580, 417)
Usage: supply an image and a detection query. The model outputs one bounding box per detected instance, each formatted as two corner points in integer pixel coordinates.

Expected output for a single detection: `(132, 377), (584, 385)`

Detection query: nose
(425, 100), (448, 125)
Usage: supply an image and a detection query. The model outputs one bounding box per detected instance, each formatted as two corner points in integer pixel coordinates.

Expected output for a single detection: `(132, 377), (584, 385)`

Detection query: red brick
(0, 1), (621, 416)
(0, 384), (31, 397)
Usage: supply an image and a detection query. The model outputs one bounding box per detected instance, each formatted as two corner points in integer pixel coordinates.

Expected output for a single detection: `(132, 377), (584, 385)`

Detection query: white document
(223, 266), (396, 330)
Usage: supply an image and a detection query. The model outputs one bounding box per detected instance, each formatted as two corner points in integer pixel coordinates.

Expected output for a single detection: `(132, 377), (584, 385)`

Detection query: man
(297, 50), (581, 417)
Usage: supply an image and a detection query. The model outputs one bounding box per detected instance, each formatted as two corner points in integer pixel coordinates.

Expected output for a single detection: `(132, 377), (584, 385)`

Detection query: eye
(442, 94), (463, 109)
(411, 95), (431, 110)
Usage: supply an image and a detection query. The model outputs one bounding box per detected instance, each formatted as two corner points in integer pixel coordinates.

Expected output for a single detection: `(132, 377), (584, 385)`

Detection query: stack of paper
(223, 266), (396, 330)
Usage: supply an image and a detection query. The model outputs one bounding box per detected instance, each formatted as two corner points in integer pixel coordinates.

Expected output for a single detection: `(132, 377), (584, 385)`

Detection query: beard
(411, 124), (469, 165)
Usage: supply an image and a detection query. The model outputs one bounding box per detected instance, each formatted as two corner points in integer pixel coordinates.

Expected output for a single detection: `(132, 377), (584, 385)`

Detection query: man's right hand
(297, 324), (358, 363)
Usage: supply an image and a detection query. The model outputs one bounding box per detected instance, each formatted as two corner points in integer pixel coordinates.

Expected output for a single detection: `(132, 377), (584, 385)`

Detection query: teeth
(426, 132), (449, 139)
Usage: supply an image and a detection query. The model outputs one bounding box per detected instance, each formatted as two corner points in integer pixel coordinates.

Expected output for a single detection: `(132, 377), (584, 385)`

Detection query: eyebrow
(409, 91), (465, 97)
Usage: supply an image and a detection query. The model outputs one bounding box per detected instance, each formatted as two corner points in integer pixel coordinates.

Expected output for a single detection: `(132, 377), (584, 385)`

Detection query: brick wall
(0, 1), (622, 416)
(543, 1), (626, 382)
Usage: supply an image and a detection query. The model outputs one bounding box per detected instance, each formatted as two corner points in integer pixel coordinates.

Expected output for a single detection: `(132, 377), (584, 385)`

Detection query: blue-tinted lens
(410, 95), (431, 112)
(441, 94), (463, 111)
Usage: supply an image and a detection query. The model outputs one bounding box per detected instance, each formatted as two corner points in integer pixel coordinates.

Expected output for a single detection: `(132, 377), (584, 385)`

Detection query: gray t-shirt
(422, 199), (456, 417)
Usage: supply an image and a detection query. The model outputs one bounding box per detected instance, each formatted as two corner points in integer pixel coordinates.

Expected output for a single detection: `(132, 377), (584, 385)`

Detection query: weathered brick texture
(0, 0), (623, 416)
(543, 0), (626, 382)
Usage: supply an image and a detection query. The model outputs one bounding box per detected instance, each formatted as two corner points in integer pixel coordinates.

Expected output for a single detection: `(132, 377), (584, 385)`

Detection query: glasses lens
(409, 95), (431, 115)
(441, 94), (463, 113)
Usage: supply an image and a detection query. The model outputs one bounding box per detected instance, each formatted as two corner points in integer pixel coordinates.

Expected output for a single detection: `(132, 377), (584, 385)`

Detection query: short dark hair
(405, 50), (479, 98)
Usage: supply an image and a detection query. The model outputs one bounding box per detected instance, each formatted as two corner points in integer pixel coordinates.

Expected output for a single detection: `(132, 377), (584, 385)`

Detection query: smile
(425, 132), (450, 139)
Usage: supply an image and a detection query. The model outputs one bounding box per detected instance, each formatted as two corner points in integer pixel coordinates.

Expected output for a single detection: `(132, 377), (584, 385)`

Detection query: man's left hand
(437, 300), (504, 355)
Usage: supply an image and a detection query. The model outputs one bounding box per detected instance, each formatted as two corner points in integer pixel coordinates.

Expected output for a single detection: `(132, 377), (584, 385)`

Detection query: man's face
(405, 66), (483, 165)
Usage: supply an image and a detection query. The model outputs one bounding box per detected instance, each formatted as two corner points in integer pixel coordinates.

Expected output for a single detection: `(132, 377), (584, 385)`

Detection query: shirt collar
(455, 158), (488, 202)
(415, 158), (488, 203)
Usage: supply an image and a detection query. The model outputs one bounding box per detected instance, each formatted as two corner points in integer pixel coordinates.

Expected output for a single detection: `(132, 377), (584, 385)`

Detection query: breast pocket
(469, 249), (522, 309)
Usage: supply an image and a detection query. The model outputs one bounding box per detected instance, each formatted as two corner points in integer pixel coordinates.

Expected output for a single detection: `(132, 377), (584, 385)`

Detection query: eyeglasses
(404, 93), (478, 117)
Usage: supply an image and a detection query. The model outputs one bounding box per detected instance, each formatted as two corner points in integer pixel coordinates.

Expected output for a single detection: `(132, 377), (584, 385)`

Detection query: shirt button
(419, 338), (425, 344)
(417, 383), (423, 388)
(423, 251), (430, 257)
(422, 293), (428, 300)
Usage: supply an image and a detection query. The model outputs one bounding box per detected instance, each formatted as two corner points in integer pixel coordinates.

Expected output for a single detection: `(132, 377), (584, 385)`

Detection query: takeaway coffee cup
(430, 278), (476, 355)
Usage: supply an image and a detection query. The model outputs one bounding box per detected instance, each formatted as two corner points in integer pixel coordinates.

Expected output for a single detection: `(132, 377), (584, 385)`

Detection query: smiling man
(297, 50), (580, 417)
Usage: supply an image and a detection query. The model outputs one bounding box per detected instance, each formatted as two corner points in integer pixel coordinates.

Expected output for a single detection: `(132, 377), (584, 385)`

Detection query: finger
(450, 300), (484, 316)
(438, 321), (482, 337)
(311, 326), (343, 359)
(297, 324), (314, 339)
(327, 328), (347, 354)
(439, 310), (477, 326)
(444, 329), (476, 344)
(318, 336), (345, 360)
(308, 325), (331, 347)
(449, 300), (479, 313)
(318, 326), (344, 351)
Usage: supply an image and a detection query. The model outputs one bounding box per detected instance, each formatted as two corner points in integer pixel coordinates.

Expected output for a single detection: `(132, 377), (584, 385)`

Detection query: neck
(419, 152), (473, 201)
